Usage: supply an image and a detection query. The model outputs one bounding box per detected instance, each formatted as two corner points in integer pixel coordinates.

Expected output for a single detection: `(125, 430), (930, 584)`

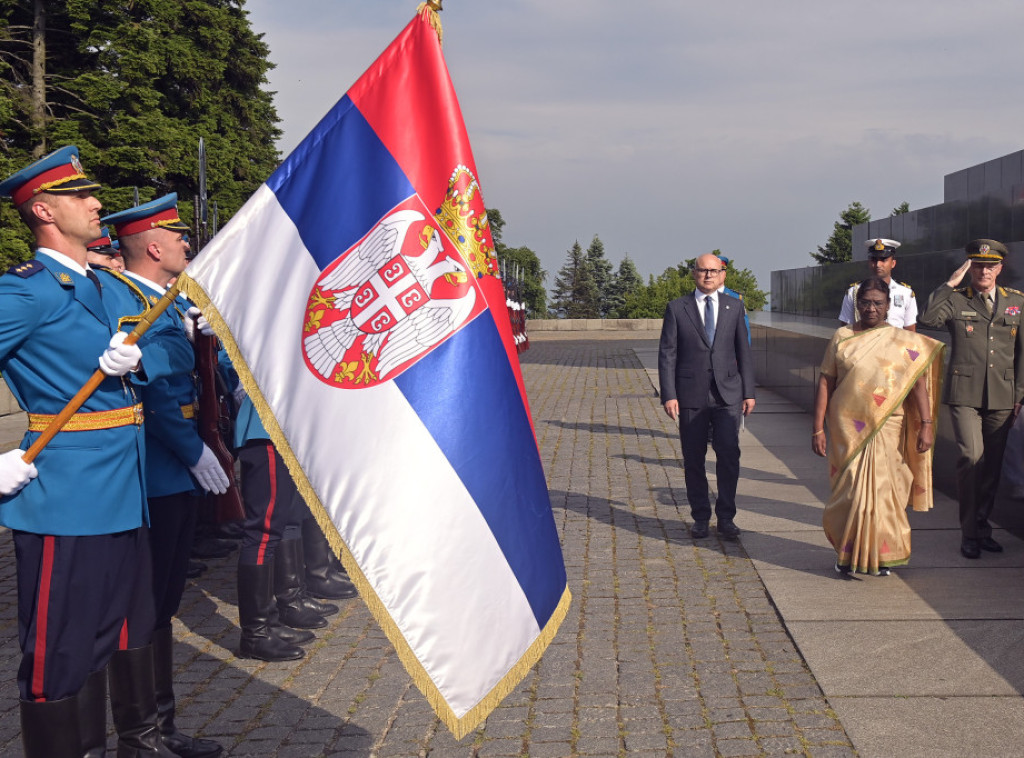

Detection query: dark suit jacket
(658, 292), (755, 409)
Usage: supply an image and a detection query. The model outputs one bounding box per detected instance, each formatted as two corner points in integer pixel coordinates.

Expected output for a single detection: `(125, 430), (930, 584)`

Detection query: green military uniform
(918, 241), (1024, 552)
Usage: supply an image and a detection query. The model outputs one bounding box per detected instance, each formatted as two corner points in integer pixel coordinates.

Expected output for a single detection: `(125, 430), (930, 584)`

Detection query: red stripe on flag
(31, 536), (56, 701)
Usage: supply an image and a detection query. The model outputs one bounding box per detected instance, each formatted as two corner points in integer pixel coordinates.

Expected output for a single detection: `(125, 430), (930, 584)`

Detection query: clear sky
(243, 0), (1024, 300)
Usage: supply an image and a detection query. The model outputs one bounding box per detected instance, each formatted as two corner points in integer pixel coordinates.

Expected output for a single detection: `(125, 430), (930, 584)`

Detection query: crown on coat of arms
(434, 165), (497, 279)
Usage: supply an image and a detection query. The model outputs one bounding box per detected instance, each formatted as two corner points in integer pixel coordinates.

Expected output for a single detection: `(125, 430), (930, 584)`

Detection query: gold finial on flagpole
(417, 1), (444, 46)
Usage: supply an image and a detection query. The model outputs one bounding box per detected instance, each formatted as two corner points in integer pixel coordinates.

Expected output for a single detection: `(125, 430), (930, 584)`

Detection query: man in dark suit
(659, 253), (756, 539)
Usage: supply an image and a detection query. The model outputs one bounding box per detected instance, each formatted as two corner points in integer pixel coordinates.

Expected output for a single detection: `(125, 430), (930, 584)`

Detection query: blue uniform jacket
(0, 254), (150, 535)
(234, 395), (270, 447)
(101, 272), (204, 498)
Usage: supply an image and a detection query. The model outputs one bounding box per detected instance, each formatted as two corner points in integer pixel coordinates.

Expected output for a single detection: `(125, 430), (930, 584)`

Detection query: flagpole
(21, 282), (182, 463)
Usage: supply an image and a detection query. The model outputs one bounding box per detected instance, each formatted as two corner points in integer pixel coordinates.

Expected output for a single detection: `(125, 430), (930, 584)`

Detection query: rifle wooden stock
(194, 331), (244, 522)
(22, 283), (180, 464)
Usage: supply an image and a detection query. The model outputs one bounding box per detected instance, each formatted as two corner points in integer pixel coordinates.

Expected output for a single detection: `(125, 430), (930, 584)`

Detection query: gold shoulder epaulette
(1004, 287), (1024, 297)
(953, 287), (968, 293)
(96, 269), (152, 330)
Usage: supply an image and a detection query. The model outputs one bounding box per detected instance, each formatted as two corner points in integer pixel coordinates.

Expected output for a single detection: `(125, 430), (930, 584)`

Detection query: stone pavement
(0, 336), (1016, 755)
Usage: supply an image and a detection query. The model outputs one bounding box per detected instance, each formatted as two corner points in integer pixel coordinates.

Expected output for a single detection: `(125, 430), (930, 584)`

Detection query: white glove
(183, 307), (215, 344)
(232, 383), (247, 410)
(189, 444), (231, 495)
(0, 449), (37, 496)
(98, 331), (142, 376)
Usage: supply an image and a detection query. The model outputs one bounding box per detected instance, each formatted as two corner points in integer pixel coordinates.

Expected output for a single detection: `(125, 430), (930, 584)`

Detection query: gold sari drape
(820, 325), (944, 574)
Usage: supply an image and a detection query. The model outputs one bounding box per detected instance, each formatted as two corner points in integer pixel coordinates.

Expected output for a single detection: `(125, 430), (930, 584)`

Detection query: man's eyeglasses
(693, 268), (725, 276)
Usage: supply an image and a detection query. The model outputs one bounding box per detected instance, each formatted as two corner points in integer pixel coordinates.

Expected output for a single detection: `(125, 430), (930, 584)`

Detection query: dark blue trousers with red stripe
(13, 529), (141, 701)
(119, 493), (200, 648)
(238, 440), (303, 567)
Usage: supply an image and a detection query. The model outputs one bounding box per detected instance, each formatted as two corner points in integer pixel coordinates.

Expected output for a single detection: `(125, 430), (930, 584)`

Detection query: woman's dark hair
(856, 277), (891, 303)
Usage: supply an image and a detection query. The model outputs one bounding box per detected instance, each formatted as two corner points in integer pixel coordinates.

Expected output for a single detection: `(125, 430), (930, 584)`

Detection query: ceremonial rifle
(192, 137), (244, 522)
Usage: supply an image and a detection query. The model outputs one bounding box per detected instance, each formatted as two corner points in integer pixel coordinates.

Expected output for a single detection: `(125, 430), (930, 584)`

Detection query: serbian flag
(178, 4), (569, 739)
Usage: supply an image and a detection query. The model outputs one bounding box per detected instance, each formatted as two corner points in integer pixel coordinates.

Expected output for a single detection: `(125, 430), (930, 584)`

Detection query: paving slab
(830, 696), (1024, 758)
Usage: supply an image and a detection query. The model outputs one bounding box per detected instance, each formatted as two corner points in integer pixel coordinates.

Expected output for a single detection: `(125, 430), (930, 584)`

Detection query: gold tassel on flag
(416, 0), (443, 45)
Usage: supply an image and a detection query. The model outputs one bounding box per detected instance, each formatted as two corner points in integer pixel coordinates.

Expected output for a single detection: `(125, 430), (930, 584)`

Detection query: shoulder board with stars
(4, 259), (45, 278)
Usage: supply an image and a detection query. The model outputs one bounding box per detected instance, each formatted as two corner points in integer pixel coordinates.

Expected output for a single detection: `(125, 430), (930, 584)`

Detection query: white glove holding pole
(98, 331), (142, 376)
(189, 444), (231, 494)
(0, 449), (37, 496)
(183, 307), (215, 344)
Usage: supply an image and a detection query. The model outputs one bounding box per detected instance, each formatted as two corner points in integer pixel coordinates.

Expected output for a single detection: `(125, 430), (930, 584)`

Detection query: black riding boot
(79, 667), (109, 757)
(20, 695), (81, 758)
(108, 645), (176, 756)
(275, 537), (327, 629)
(152, 626), (223, 758)
(238, 562), (305, 662)
(301, 519), (357, 600)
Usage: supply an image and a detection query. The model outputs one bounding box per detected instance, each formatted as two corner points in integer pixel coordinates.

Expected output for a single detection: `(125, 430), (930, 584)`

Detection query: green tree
(551, 240), (599, 318)
(892, 201), (910, 215)
(618, 266), (692, 318)
(607, 254), (644, 317)
(715, 251), (768, 312)
(586, 234), (614, 316)
(0, 0), (281, 267)
(487, 208), (547, 317)
(810, 201), (871, 265)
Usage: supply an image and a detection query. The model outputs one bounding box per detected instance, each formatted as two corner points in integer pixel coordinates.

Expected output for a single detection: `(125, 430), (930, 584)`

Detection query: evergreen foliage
(891, 201), (910, 215)
(606, 254), (644, 317)
(586, 234), (613, 316)
(810, 201), (871, 265)
(0, 0), (281, 268)
(551, 240), (599, 318)
(487, 208), (547, 317)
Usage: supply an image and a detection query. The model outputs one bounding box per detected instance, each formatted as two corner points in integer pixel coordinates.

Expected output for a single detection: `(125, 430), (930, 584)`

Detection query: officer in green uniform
(918, 239), (1024, 559)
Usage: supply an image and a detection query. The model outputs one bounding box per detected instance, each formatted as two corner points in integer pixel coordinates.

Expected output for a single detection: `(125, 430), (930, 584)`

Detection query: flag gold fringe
(177, 271), (572, 739)
(416, 1), (443, 46)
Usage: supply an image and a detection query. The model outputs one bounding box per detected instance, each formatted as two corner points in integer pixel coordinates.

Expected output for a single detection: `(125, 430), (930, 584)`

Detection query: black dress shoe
(979, 536), (1003, 553)
(690, 521), (709, 539)
(960, 539), (981, 559)
(717, 520), (741, 538)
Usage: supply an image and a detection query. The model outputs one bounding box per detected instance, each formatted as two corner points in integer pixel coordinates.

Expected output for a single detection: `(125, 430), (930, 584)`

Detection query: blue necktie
(704, 295), (715, 343)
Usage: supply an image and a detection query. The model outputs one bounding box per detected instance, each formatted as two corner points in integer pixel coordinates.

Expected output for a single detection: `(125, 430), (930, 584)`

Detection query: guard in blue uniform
(101, 195), (230, 758)
(233, 395), (351, 661)
(87, 225), (124, 271)
(0, 147), (153, 757)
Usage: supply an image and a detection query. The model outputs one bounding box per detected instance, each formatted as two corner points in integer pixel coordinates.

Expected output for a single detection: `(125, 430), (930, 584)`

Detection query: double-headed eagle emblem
(303, 208), (478, 387)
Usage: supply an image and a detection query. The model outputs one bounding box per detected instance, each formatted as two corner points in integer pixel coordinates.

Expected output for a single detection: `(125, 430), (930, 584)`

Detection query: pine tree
(487, 208), (547, 316)
(551, 241), (599, 318)
(607, 255), (644, 317)
(0, 0), (281, 267)
(810, 201), (871, 265)
(586, 234), (613, 316)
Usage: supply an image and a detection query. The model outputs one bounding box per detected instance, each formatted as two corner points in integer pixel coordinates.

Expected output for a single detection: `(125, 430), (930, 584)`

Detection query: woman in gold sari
(812, 277), (944, 576)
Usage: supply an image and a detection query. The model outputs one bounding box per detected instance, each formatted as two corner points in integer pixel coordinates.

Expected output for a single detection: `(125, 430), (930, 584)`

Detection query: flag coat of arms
(179, 5), (570, 738)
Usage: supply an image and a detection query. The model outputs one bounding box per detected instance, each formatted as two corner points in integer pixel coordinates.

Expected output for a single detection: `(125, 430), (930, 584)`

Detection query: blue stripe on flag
(267, 96), (415, 271)
(395, 313), (565, 626)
